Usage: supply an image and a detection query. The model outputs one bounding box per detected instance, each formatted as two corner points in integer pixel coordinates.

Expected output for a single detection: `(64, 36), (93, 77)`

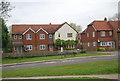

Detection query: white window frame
(109, 31), (112, 36)
(93, 42), (96, 46)
(87, 33), (89, 37)
(26, 34), (32, 40)
(93, 32), (95, 37)
(26, 45), (32, 50)
(40, 45), (46, 50)
(67, 33), (73, 37)
(40, 34), (45, 39)
(101, 31), (105, 37)
(19, 35), (22, 39)
(100, 41), (113, 46)
(87, 42), (90, 47)
(14, 35), (17, 39)
(49, 34), (52, 38)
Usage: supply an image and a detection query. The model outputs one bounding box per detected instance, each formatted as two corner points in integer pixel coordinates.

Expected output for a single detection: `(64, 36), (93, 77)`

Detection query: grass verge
(3, 53), (111, 64)
(3, 60), (118, 77)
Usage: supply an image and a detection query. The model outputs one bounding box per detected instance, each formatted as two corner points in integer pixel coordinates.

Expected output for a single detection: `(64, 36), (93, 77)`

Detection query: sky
(7, 0), (119, 30)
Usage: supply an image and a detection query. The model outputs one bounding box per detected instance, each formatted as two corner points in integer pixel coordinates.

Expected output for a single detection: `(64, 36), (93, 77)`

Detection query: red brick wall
(23, 30), (36, 45)
(81, 26), (97, 51)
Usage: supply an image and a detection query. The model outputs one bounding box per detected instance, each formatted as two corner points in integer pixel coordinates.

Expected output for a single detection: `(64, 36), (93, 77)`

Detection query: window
(100, 41), (113, 46)
(101, 31), (105, 37)
(87, 33), (89, 37)
(93, 32), (95, 37)
(26, 34), (32, 40)
(58, 33), (60, 37)
(49, 34), (52, 38)
(26, 45), (32, 50)
(87, 42), (90, 47)
(14, 35), (17, 39)
(93, 42), (96, 46)
(40, 45), (46, 50)
(19, 35), (22, 39)
(67, 33), (72, 37)
(109, 31), (112, 36)
(40, 34), (45, 39)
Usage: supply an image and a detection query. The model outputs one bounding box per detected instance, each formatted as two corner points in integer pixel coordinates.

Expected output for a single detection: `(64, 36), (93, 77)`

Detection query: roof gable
(56, 22), (78, 33)
(23, 27), (35, 35)
(36, 27), (48, 34)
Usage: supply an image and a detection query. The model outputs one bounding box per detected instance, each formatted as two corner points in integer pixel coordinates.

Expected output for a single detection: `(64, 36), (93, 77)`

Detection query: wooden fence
(2, 50), (80, 58)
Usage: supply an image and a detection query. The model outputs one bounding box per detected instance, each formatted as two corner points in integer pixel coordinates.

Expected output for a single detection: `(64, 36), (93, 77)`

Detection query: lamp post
(60, 41), (63, 53)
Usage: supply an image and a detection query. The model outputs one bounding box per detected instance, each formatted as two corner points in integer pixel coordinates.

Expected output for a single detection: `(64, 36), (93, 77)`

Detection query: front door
(17, 46), (22, 54)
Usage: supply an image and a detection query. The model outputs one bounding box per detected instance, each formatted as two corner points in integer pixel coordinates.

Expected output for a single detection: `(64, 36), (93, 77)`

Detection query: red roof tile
(12, 24), (62, 34)
(98, 37), (114, 41)
(91, 21), (113, 30)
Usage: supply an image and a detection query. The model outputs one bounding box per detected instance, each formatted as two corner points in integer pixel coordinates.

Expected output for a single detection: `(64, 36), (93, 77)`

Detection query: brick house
(12, 22), (78, 54)
(78, 20), (120, 51)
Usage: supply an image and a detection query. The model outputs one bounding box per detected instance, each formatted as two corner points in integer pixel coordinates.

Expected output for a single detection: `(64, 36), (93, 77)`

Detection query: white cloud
(7, 0), (119, 30)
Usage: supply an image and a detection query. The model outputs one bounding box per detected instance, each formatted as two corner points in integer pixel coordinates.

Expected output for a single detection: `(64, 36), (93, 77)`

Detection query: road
(2, 54), (118, 71)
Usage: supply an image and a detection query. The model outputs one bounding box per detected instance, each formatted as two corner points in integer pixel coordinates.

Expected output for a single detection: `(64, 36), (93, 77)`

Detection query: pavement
(1, 74), (119, 80)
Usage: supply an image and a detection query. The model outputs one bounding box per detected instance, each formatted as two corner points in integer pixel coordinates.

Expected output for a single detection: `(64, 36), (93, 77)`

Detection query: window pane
(67, 33), (72, 37)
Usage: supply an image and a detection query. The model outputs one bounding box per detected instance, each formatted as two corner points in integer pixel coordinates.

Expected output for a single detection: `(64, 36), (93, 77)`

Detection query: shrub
(97, 47), (106, 51)
(64, 48), (76, 50)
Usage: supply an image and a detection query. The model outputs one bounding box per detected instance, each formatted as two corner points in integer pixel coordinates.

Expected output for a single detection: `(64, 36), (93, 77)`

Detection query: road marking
(62, 60), (74, 62)
(44, 62), (56, 64)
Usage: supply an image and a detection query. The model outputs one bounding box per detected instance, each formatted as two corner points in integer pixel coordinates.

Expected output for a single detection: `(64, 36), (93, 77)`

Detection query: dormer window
(101, 31), (105, 37)
(49, 34), (52, 38)
(14, 35), (17, 39)
(26, 34), (32, 40)
(19, 35), (22, 39)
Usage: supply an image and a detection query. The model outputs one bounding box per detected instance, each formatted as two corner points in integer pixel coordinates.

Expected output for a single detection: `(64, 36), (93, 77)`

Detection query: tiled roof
(12, 24), (63, 34)
(91, 21), (113, 30)
(98, 37), (114, 41)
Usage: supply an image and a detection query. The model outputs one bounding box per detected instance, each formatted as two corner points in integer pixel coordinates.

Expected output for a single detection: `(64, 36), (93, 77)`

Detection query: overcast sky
(7, 0), (119, 30)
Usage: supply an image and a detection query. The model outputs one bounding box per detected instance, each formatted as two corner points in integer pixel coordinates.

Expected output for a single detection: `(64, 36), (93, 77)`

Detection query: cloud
(7, 0), (119, 30)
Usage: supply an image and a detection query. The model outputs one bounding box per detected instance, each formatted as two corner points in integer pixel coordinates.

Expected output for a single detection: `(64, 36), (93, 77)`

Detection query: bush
(97, 47), (106, 51)
(64, 48), (76, 50)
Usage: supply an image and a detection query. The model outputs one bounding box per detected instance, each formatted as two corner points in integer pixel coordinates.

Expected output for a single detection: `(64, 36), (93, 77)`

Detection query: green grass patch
(3, 60), (118, 78)
(3, 53), (112, 64)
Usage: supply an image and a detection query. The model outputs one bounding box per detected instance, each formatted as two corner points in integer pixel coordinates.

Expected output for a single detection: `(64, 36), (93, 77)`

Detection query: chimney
(104, 17), (107, 21)
(49, 23), (52, 25)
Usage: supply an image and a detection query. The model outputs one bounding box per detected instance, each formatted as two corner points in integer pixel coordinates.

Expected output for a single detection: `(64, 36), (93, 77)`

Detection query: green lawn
(3, 53), (111, 64)
(3, 60), (118, 78)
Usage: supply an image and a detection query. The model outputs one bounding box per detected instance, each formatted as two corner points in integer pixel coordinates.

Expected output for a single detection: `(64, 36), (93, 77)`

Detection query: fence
(2, 50), (80, 58)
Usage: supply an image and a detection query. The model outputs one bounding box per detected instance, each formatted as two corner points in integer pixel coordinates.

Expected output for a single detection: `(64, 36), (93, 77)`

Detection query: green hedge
(97, 47), (106, 51)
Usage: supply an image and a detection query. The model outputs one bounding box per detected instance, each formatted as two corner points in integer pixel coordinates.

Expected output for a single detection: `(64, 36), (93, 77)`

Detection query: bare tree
(70, 23), (82, 33)
(108, 13), (119, 21)
(0, 0), (14, 21)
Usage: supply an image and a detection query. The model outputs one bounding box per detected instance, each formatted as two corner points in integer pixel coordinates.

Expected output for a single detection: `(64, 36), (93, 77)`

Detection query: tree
(108, 13), (119, 21)
(70, 23), (82, 33)
(0, 0), (14, 53)
(0, 0), (14, 21)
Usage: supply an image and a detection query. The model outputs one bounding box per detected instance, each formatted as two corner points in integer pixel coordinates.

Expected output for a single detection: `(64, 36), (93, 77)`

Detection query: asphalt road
(2, 54), (118, 71)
